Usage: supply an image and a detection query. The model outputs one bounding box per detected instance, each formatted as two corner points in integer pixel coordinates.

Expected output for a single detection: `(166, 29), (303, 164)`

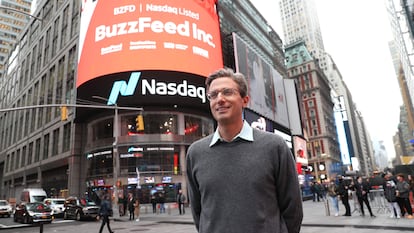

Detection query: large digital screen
(233, 33), (289, 128)
(78, 0), (222, 87)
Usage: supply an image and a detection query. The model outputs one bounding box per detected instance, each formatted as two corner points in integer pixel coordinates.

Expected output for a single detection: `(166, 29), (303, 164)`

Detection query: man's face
(208, 77), (249, 125)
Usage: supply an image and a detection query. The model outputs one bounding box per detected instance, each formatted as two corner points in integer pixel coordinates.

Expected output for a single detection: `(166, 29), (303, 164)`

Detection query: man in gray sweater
(186, 68), (303, 233)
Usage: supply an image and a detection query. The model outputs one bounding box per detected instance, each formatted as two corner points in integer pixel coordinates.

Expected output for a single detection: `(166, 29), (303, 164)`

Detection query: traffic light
(136, 114), (144, 131)
(61, 106), (68, 121)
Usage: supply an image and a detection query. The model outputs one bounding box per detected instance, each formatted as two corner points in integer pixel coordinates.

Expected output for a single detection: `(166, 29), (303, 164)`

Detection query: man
(396, 173), (414, 218)
(127, 193), (135, 220)
(99, 195), (114, 233)
(176, 189), (186, 215)
(383, 173), (401, 218)
(327, 180), (339, 216)
(186, 68), (303, 233)
(354, 176), (375, 217)
(338, 176), (351, 216)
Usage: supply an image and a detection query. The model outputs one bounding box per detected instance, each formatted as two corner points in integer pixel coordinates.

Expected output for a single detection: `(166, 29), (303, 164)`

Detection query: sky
(251, 0), (402, 159)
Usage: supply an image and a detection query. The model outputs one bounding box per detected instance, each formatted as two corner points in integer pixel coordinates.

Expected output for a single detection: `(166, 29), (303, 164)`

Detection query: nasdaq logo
(107, 72), (141, 105)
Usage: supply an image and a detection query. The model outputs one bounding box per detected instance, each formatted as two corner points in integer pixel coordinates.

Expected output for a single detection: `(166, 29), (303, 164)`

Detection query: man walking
(99, 195), (114, 233)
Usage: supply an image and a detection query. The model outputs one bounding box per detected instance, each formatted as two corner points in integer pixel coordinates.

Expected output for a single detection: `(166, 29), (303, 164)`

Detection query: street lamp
(92, 96), (120, 219)
(0, 6), (43, 22)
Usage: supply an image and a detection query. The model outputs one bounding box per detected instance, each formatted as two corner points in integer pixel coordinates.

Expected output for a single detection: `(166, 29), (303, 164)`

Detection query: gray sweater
(186, 129), (303, 233)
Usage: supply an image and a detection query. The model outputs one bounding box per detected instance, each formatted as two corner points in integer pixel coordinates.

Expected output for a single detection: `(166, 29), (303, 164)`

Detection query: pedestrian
(310, 182), (321, 202)
(395, 173), (414, 218)
(122, 196), (127, 217)
(98, 195), (114, 233)
(127, 193), (135, 220)
(408, 174), (414, 205)
(186, 68), (303, 233)
(134, 198), (140, 221)
(316, 181), (325, 201)
(150, 195), (157, 214)
(176, 189), (186, 215)
(383, 173), (401, 218)
(327, 180), (339, 216)
(354, 176), (375, 217)
(158, 193), (165, 214)
(338, 176), (351, 216)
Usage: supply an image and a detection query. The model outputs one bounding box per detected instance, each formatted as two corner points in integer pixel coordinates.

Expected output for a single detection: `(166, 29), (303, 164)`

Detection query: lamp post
(92, 96), (120, 219)
(0, 6), (43, 22)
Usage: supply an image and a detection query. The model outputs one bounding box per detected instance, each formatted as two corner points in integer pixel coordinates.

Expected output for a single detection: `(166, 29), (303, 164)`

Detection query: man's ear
(242, 95), (250, 107)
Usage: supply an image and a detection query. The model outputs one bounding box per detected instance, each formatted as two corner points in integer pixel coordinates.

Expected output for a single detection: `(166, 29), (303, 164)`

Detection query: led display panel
(78, 0), (222, 88)
(233, 33), (289, 128)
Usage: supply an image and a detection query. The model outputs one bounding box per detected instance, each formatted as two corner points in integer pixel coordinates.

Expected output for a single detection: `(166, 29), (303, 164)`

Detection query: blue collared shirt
(209, 121), (254, 147)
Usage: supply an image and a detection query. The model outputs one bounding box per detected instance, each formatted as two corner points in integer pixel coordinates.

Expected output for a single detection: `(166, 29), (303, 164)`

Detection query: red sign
(78, 0), (223, 87)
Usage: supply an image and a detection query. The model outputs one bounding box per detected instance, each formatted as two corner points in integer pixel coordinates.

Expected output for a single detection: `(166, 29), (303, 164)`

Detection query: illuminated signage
(78, 0), (222, 88)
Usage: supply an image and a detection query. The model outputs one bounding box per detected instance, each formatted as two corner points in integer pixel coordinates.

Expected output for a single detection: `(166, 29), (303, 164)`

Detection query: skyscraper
(279, 0), (326, 66)
(279, 0), (375, 175)
(0, 0), (33, 77)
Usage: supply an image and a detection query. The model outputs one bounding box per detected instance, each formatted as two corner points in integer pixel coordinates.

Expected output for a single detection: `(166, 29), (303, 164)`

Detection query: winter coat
(383, 179), (397, 202)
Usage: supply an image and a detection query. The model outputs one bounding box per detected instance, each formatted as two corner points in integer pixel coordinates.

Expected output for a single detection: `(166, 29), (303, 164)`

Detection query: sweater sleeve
(274, 137), (303, 233)
(186, 144), (201, 231)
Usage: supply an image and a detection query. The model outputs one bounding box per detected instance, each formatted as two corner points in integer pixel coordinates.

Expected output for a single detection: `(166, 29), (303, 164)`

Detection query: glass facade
(85, 111), (213, 184)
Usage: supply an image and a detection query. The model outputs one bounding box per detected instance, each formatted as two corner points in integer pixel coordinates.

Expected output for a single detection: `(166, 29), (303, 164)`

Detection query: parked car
(0, 200), (13, 217)
(44, 198), (65, 218)
(63, 197), (100, 221)
(13, 203), (53, 224)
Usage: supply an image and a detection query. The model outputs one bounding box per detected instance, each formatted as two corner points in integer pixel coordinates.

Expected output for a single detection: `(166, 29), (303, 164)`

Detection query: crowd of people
(314, 173), (414, 219)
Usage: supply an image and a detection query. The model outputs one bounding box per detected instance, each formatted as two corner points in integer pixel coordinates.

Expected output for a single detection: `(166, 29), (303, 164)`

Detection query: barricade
(369, 189), (389, 214)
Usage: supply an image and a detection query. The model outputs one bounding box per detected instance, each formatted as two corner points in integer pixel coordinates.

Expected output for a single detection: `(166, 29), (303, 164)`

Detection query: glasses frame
(207, 88), (240, 101)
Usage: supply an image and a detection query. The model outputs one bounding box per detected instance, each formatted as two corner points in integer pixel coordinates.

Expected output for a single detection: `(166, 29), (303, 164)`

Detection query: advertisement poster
(78, 0), (222, 87)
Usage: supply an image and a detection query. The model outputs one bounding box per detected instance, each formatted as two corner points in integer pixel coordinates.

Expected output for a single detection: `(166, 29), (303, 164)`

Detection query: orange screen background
(77, 0), (223, 87)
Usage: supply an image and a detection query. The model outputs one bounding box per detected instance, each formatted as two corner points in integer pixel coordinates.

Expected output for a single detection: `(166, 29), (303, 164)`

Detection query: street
(0, 200), (413, 233)
(0, 219), (411, 233)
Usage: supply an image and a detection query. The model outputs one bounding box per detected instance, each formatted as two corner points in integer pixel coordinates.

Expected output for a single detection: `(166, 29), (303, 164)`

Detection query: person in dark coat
(354, 176), (375, 217)
(338, 176), (351, 216)
(99, 195), (114, 233)
(150, 195), (157, 214)
(158, 193), (165, 214)
(127, 193), (136, 220)
(383, 173), (401, 218)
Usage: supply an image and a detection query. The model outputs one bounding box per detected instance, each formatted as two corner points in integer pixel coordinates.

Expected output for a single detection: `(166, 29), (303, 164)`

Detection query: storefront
(83, 111), (214, 203)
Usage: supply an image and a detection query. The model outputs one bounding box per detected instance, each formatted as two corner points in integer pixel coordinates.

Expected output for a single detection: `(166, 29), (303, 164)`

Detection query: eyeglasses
(207, 88), (240, 100)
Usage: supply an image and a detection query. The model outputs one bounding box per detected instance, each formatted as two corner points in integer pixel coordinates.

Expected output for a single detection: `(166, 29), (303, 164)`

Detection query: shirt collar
(209, 121), (254, 147)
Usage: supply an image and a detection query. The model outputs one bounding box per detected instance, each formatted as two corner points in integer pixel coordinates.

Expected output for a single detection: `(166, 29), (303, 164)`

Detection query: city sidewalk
(111, 200), (414, 231)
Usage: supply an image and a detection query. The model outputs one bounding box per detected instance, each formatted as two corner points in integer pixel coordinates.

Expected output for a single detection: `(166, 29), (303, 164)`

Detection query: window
(52, 128), (60, 156)
(28, 142), (34, 165)
(184, 115), (213, 137)
(35, 138), (41, 162)
(63, 123), (71, 152)
(43, 133), (50, 159)
(125, 113), (177, 135)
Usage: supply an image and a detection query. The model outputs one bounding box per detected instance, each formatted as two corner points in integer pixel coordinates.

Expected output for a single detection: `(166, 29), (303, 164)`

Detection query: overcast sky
(251, 0), (402, 159)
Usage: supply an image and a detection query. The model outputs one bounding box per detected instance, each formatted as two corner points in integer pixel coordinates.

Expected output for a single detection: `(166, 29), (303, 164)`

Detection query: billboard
(293, 136), (308, 165)
(78, 0), (222, 87)
(233, 33), (289, 128)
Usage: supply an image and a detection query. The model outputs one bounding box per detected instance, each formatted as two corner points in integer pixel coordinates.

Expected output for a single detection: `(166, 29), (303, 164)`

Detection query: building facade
(0, 0), (33, 78)
(285, 41), (342, 181)
(279, 0), (375, 176)
(0, 0), (302, 204)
